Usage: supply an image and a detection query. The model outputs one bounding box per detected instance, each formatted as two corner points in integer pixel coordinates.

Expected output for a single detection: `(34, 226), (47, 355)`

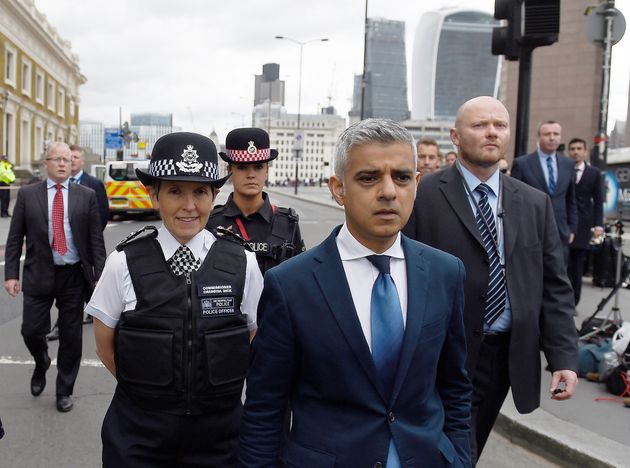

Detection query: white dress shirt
(47, 178), (79, 265)
(335, 224), (407, 352)
(574, 161), (585, 184)
(86, 226), (263, 330)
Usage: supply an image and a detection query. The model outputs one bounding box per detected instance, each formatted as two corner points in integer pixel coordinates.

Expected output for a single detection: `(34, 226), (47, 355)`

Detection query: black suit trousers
(0, 182), (10, 215)
(568, 248), (588, 305)
(21, 264), (85, 396)
(471, 335), (511, 465)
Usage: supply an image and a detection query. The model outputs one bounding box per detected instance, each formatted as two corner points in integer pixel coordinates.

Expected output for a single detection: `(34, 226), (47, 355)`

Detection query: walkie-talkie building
(411, 8), (499, 121)
(350, 17), (410, 122)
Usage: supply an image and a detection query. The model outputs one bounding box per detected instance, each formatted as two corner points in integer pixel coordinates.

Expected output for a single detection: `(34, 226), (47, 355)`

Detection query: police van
(104, 160), (156, 217)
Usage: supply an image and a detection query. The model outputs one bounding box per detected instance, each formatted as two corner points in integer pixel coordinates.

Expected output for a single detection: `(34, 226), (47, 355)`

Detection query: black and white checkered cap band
(149, 160), (219, 179)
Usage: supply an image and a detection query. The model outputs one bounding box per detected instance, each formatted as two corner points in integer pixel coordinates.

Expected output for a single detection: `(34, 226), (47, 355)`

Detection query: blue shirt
(537, 149), (558, 189)
(458, 163), (512, 332)
(71, 170), (84, 184)
(47, 178), (80, 265)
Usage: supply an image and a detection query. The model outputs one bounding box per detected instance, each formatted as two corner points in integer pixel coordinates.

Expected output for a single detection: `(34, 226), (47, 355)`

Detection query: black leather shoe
(31, 354), (51, 396)
(56, 395), (73, 412)
(46, 322), (59, 341)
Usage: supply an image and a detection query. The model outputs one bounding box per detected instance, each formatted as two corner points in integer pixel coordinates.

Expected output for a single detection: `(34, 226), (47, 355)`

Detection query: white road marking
(0, 356), (105, 367)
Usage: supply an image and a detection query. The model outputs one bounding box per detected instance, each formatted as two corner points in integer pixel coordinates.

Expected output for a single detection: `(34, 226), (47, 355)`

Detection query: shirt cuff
(85, 305), (118, 329)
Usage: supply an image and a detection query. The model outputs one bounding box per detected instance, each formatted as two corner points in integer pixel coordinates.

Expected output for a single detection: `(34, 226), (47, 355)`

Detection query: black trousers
(568, 248), (588, 305)
(0, 182), (10, 215)
(21, 264), (85, 396)
(102, 388), (241, 468)
(471, 333), (511, 465)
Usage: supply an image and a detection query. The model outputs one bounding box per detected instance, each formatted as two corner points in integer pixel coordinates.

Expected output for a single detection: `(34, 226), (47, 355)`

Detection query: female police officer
(207, 127), (304, 275)
(86, 132), (263, 467)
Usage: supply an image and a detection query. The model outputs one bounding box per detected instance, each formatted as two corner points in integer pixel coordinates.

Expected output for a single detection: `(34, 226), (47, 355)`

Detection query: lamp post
(275, 35), (328, 195)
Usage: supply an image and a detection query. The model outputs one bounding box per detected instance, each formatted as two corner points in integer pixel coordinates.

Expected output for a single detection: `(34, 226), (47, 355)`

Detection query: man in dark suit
(511, 120), (578, 265)
(4, 142), (106, 412)
(70, 144), (109, 231)
(403, 97), (578, 463)
(239, 119), (472, 467)
(567, 137), (604, 305)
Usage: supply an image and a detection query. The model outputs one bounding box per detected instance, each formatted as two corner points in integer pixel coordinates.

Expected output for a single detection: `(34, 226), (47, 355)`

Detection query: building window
(21, 59), (32, 97)
(21, 118), (31, 165)
(57, 88), (65, 117)
(47, 79), (55, 111)
(4, 45), (17, 86)
(35, 70), (44, 104)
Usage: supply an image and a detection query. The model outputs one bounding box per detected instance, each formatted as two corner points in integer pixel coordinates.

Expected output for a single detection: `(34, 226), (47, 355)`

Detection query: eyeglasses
(46, 158), (71, 164)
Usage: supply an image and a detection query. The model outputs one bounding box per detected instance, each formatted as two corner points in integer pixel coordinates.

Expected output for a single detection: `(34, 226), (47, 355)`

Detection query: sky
(33, 0), (630, 141)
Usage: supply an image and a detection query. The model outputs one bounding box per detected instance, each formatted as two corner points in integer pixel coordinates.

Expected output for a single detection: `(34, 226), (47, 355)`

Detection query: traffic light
(492, 0), (561, 59)
(492, 0), (520, 60)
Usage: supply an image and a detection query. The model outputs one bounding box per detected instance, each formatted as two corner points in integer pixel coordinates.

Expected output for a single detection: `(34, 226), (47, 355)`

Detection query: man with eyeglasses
(4, 142), (106, 413)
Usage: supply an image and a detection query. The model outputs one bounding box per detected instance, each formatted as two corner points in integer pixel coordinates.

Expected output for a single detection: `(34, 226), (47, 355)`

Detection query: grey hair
(333, 119), (417, 179)
(44, 141), (71, 161)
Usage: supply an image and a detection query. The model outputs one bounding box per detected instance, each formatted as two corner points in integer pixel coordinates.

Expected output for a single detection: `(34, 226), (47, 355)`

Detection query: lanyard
(455, 161), (505, 266)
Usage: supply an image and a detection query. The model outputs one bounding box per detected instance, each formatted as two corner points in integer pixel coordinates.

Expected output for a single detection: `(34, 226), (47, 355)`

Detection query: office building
(411, 8), (499, 121)
(499, 0), (603, 157)
(0, 0), (85, 169)
(79, 120), (104, 156)
(253, 108), (346, 185)
(349, 17), (409, 121)
(399, 119), (455, 154)
(254, 63), (285, 107)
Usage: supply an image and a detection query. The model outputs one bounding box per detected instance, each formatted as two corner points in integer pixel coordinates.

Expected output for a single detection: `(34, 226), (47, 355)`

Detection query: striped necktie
(475, 184), (506, 326)
(546, 156), (556, 194)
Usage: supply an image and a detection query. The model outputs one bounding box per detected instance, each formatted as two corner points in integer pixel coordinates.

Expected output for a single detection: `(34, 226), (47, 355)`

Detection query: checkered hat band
(226, 148), (271, 162)
(149, 159), (219, 179)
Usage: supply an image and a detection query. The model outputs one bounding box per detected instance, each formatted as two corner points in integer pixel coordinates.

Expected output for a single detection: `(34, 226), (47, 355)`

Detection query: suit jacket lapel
(527, 152), (549, 193)
(439, 166), (484, 249)
(390, 236), (427, 403)
(501, 175), (521, 261)
(312, 228), (386, 402)
(68, 182), (77, 227)
(37, 181), (48, 224)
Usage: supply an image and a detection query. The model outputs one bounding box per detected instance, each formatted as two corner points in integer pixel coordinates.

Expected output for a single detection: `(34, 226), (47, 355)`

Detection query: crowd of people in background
(2, 94), (611, 466)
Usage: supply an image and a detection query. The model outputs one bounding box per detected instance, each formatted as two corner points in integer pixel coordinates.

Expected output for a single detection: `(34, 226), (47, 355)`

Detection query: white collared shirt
(335, 224), (407, 352)
(574, 161), (585, 184)
(47, 178), (79, 265)
(458, 163), (512, 332)
(86, 226), (263, 330)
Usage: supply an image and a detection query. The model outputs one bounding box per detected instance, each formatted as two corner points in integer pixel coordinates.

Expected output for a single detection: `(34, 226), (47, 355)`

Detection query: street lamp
(275, 35), (328, 195)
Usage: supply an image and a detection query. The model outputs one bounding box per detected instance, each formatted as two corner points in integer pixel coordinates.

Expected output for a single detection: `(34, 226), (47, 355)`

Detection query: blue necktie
(474, 184), (506, 327)
(367, 254), (404, 468)
(546, 156), (556, 194)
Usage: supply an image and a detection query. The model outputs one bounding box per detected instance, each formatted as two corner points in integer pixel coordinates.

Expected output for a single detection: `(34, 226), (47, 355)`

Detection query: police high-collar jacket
(206, 192), (305, 273)
(115, 233), (249, 416)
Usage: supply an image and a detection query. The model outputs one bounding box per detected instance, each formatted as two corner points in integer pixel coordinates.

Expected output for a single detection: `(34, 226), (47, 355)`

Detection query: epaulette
(275, 206), (299, 223)
(115, 225), (158, 251)
(214, 226), (253, 252)
(209, 204), (225, 216)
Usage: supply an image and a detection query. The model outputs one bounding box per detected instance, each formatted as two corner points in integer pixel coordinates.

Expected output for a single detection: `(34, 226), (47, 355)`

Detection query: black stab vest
(115, 235), (249, 415)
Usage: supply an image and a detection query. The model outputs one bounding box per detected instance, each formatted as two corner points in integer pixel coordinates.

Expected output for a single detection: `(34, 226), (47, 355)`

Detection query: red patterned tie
(52, 183), (67, 255)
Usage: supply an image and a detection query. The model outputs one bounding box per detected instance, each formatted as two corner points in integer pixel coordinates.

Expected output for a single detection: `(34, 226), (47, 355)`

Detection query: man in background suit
(4, 142), (106, 412)
(70, 144), (109, 231)
(567, 138), (604, 305)
(47, 144), (108, 339)
(403, 97), (578, 463)
(511, 120), (578, 265)
(239, 119), (472, 467)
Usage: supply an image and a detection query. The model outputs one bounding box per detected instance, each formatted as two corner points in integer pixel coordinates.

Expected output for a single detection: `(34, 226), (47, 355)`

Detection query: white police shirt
(86, 226), (263, 330)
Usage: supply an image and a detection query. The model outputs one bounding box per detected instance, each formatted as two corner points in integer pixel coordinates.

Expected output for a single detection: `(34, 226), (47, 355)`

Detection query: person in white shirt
(87, 132), (263, 467)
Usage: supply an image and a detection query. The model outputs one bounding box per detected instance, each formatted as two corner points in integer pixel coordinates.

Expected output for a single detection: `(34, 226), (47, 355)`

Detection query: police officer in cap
(86, 132), (263, 467)
(207, 127), (305, 275)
